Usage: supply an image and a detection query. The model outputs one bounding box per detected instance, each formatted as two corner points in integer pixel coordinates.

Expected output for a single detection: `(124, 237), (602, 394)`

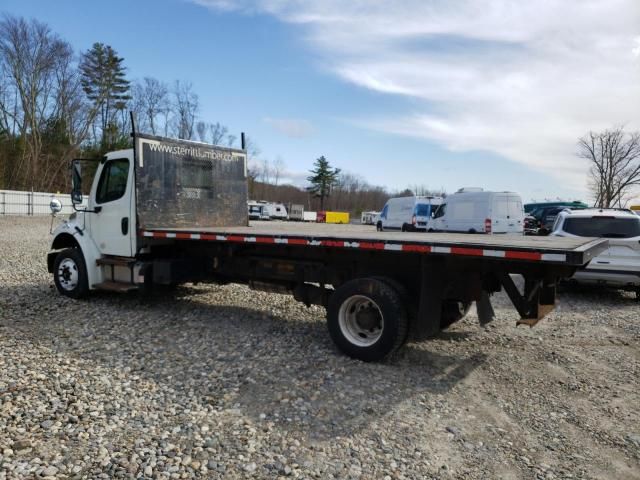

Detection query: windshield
(563, 217), (640, 238)
(414, 204), (432, 216)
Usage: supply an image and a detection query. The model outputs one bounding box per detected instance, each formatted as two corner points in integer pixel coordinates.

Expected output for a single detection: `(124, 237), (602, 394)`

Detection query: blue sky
(3, 0), (640, 203)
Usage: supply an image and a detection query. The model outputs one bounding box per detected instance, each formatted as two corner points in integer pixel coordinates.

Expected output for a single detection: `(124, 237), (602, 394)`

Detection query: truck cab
(48, 133), (248, 298)
(48, 149), (137, 296)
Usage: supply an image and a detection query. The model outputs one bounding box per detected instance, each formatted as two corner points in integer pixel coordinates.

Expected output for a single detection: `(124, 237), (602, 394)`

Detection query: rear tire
(53, 248), (89, 299)
(327, 278), (408, 362)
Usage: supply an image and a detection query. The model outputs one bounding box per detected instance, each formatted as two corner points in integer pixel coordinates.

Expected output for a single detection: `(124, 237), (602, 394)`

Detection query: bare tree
(409, 184), (446, 197)
(579, 127), (640, 208)
(272, 156), (285, 186)
(172, 80), (198, 140)
(196, 120), (207, 143)
(209, 121), (228, 145)
(0, 15), (92, 190)
(131, 77), (168, 135)
(261, 158), (271, 184)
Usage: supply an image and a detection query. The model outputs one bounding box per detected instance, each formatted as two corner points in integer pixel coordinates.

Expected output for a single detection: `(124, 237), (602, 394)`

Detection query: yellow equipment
(325, 211), (350, 224)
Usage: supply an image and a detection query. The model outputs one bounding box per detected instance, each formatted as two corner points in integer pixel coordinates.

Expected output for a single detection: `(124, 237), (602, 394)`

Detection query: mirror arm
(72, 203), (102, 214)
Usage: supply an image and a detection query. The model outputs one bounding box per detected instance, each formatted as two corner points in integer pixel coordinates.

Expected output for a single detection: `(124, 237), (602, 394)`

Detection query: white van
(376, 196), (443, 232)
(427, 188), (524, 234)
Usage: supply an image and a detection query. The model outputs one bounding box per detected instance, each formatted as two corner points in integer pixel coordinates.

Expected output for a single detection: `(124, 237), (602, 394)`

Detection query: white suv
(551, 208), (640, 297)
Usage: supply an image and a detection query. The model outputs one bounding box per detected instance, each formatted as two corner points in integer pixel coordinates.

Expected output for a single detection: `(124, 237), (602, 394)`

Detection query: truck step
(93, 281), (138, 292)
(96, 256), (136, 267)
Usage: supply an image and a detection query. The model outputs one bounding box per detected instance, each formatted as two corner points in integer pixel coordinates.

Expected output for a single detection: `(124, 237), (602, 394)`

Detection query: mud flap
(476, 291), (496, 325)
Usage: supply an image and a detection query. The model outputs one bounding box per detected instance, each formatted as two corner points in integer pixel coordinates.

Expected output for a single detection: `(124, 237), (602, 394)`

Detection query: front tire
(53, 248), (89, 299)
(376, 222), (383, 232)
(327, 278), (408, 361)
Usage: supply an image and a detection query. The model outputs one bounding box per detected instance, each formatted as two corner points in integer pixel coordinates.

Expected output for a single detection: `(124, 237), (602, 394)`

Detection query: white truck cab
(49, 149), (137, 297)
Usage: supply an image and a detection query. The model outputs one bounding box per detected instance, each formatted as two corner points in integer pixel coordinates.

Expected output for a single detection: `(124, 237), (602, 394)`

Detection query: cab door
(90, 158), (134, 257)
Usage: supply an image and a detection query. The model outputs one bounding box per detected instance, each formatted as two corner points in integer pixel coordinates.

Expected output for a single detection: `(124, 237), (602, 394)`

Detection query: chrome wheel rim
(57, 258), (79, 291)
(338, 295), (384, 347)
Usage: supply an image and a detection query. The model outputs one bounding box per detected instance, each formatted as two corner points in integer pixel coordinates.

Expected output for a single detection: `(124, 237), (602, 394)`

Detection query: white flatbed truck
(48, 132), (607, 361)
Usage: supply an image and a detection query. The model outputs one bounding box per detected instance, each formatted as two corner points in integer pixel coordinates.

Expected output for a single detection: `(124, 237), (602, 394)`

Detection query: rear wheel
(327, 278), (408, 362)
(53, 248), (89, 299)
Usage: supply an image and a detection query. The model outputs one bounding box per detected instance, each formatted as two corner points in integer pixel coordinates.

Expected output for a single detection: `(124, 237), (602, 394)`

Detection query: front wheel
(327, 278), (408, 361)
(376, 222), (383, 232)
(53, 248), (89, 299)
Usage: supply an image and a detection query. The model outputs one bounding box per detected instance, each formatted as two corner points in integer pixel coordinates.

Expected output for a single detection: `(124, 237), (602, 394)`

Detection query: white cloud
(196, 0), (640, 191)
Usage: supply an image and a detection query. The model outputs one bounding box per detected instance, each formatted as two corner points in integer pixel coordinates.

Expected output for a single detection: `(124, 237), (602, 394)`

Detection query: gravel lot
(1, 216), (639, 479)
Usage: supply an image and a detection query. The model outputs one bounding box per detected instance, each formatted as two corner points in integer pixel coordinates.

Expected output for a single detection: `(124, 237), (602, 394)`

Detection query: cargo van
(376, 196), (443, 232)
(427, 189), (524, 234)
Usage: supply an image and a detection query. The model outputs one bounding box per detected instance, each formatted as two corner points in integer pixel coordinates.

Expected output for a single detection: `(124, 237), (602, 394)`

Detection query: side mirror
(71, 160), (83, 205)
(49, 198), (62, 215)
(71, 191), (83, 205)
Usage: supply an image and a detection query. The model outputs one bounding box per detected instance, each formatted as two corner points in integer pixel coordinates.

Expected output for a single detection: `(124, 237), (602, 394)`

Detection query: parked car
(551, 208), (640, 297)
(427, 188), (524, 234)
(376, 196), (443, 232)
(528, 205), (587, 235)
(524, 200), (588, 214)
(524, 214), (539, 235)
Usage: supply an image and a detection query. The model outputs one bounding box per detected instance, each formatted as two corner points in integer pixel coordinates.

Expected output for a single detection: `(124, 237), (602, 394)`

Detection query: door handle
(121, 217), (129, 235)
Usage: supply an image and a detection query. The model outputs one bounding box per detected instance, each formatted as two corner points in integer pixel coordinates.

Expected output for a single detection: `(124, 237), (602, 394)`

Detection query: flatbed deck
(141, 221), (607, 266)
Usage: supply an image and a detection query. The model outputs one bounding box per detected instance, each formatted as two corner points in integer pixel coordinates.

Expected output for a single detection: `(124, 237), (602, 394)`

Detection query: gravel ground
(1, 216), (639, 480)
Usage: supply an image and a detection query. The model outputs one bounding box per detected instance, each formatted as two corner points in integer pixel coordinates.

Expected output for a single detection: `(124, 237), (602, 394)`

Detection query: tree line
(249, 153), (444, 214)
(0, 14), (239, 192)
(0, 14), (404, 214)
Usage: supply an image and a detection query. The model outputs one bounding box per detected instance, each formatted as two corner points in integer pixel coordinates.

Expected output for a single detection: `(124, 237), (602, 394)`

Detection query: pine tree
(79, 43), (130, 149)
(307, 156), (340, 210)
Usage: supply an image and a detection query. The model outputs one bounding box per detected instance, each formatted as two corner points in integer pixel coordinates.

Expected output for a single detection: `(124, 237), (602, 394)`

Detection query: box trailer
(288, 204), (304, 221)
(47, 132), (607, 361)
(303, 211), (317, 222)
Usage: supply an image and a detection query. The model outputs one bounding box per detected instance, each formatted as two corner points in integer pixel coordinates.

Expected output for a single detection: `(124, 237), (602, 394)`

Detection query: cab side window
(96, 159), (129, 204)
(433, 204), (446, 218)
(381, 205), (389, 219)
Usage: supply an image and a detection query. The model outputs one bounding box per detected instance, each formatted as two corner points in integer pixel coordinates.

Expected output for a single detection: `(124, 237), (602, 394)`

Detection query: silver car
(551, 208), (640, 298)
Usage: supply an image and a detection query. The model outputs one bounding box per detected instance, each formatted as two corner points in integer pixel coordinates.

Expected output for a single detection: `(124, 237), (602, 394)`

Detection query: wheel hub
(57, 258), (79, 291)
(338, 295), (384, 347)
